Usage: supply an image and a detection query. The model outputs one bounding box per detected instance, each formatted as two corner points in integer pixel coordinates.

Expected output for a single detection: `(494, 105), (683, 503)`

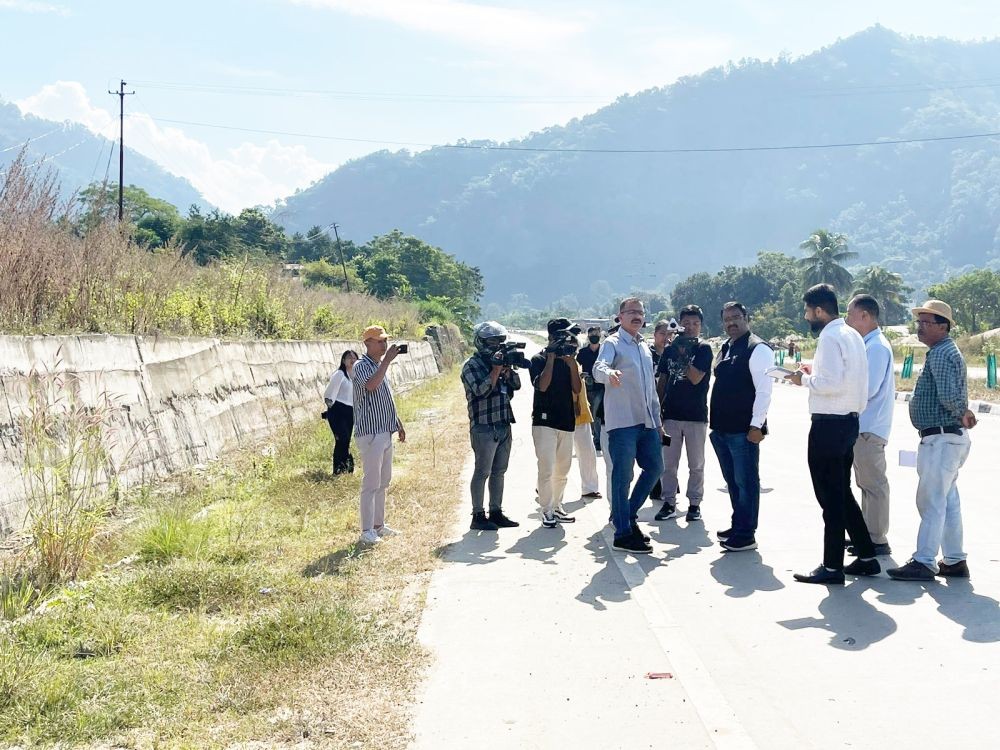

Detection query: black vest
(709, 332), (771, 434)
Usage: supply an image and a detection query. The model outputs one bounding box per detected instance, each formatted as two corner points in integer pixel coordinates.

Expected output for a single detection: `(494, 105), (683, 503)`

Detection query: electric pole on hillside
(107, 79), (134, 223)
(332, 222), (351, 293)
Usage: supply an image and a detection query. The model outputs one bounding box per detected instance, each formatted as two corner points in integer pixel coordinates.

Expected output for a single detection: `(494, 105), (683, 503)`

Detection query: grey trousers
(852, 431), (890, 545)
(660, 419), (708, 505)
(469, 423), (512, 514)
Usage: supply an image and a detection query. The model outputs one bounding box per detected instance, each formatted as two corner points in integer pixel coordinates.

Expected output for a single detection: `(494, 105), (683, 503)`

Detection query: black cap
(547, 318), (581, 335)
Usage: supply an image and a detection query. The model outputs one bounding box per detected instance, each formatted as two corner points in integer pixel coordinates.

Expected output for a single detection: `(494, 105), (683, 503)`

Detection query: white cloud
(289, 0), (587, 51)
(15, 81), (334, 212)
(0, 0), (69, 14)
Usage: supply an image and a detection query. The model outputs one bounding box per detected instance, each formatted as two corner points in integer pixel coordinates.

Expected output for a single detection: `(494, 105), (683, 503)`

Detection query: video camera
(545, 329), (580, 358)
(491, 341), (532, 369)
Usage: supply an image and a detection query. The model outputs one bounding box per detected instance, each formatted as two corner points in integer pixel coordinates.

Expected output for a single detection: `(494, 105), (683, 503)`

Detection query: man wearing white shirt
(846, 294), (895, 557)
(787, 284), (880, 584)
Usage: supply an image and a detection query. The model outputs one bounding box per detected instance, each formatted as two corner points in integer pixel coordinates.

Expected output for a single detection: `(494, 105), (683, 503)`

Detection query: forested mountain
(0, 100), (207, 212)
(272, 26), (1000, 305)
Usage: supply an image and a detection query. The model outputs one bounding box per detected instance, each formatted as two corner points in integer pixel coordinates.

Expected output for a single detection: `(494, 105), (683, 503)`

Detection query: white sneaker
(376, 524), (400, 538)
(359, 529), (382, 545)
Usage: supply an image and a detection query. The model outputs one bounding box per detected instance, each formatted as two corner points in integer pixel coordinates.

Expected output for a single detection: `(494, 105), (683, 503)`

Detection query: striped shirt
(352, 354), (401, 437)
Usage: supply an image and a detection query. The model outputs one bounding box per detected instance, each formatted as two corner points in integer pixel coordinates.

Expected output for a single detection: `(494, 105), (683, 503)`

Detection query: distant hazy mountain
(272, 26), (1000, 305)
(0, 100), (208, 213)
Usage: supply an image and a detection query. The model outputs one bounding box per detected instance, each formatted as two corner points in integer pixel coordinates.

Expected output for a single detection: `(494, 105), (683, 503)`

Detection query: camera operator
(577, 326), (605, 454)
(531, 318), (583, 529)
(461, 321), (522, 531)
(654, 305), (712, 523)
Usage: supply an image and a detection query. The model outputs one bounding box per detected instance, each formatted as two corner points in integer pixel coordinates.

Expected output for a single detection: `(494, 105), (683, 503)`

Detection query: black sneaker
(685, 506), (702, 522)
(553, 508), (576, 524)
(887, 559), (935, 581)
(716, 527), (733, 540)
(631, 524), (650, 543)
(612, 532), (653, 554)
(488, 510), (520, 528)
(844, 557), (880, 576)
(937, 560), (970, 578)
(541, 511), (558, 529)
(793, 565), (845, 585)
(720, 537), (757, 552)
(654, 502), (679, 521)
(470, 512), (498, 531)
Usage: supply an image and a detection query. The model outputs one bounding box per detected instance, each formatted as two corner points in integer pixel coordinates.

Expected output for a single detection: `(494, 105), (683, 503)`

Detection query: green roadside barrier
(779, 349), (786, 365)
(795, 351), (802, 363)
(988, 352), (997, 389)
(902, 350), (914, 379)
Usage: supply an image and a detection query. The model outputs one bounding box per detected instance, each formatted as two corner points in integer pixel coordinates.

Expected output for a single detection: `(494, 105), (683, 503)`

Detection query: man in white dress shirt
(787, 284), (880, 584)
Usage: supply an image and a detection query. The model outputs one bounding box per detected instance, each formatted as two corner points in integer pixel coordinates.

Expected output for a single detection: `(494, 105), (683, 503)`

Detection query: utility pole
(332, 222), (351, 293)
(107, 79), (134, 223)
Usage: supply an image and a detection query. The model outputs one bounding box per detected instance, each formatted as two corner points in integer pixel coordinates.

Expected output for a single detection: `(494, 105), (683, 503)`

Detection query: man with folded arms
(787, 284), (879, 584)
(888, 300), (978, 581)
(845, 294), (895, 557)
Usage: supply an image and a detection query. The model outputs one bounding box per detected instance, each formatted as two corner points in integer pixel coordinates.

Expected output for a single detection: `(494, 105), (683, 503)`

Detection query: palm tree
(798, 229), (858, 293)
(853, 265), (912, 324)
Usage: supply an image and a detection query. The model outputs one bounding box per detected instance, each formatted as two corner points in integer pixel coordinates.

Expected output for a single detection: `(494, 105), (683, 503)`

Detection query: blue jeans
(608, 425), (664, 538)
(710, 430), (760, 540)
(914, 431), (971, 572)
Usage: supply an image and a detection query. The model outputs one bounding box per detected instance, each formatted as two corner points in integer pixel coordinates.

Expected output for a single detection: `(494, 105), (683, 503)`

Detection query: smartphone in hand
(397, 343), (409, 354)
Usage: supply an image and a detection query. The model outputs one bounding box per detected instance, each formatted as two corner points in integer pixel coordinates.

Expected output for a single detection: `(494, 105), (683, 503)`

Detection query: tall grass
(0, 152), (423, 340)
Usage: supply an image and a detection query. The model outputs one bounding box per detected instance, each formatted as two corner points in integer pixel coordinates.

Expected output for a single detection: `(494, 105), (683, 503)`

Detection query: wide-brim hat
(911, 300), (955, 327)
(362, 325), (389, 342)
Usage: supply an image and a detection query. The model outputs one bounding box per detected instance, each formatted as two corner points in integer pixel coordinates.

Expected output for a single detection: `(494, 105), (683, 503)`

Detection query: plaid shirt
(909, 335), (968, 431)
(461, 353), (520, 425)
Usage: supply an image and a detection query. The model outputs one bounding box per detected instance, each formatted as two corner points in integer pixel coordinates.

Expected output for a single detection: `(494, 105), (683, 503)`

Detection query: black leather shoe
(793, 566), (845, 585)
(844, 557), (880, 576)
(937, 560), (970, 578)
(470, 512), (498, 531)
(887, 559), (935, 581)
(847, 542), (892, 557)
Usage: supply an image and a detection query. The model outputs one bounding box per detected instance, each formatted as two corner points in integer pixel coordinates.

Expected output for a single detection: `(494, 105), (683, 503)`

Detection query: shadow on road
(709, 550), (784, 598)
(927, 579), (1000, 643)
(505, 524), (567, 564)
(648, 518), (714, 559)
(778, 578), (899, 649)
(434, 529), (505, 566)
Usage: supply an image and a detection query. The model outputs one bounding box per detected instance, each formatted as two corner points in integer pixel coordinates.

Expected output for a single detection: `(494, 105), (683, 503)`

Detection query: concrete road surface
(411, 337), (1000, 750)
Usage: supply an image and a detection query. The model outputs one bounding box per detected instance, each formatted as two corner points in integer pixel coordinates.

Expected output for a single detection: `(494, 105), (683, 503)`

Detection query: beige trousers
(357, 431), (394, 532)
(574, 422), (600, 495)
(852, 431), (890, 545)
(533, 426), (574, 514)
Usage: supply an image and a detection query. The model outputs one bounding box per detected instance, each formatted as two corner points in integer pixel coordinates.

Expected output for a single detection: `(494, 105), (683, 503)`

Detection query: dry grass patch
(0, 372), (470, 748)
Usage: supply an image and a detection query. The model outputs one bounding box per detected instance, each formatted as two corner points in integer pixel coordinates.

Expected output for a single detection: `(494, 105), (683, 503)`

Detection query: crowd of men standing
(456, 286), (980, 584)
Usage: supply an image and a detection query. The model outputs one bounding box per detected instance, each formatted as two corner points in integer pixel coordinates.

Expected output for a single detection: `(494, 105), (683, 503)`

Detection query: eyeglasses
(915, 319), (944, 327)
(620, 309), (645, 316)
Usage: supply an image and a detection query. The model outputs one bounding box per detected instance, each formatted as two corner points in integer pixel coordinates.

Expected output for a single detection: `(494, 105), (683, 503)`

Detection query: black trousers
(327, 401), (355, 474)
(807, 416), (874, 569)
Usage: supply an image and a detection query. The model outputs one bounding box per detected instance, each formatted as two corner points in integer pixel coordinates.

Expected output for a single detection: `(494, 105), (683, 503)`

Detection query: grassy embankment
(0, 372), (468, 748)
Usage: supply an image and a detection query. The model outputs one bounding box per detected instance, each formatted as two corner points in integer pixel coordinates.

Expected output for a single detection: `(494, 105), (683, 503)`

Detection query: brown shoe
(937, 560), (970, 578)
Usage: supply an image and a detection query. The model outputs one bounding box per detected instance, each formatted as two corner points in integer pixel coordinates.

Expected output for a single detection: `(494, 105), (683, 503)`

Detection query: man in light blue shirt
(846, 294), (895, 556)
(594, 297), (665, 554)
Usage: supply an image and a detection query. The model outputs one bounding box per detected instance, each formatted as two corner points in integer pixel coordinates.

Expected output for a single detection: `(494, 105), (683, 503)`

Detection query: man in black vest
(709, 302), (774, 552)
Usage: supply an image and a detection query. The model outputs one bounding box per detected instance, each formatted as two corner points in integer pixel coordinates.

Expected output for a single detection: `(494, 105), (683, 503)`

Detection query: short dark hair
(720, 301), (748, 319)
(679, 304), (704, 323)
(850, 294), (880, 320)
(802, 284), (839, 317)
(587, 326), (602, 334)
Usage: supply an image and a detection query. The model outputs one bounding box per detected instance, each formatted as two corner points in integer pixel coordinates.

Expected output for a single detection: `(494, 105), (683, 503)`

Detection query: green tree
(798, 229), (857, 293)
(177, 206), (239, 264)
(77, 183), (182, 247)
(853, 265), (913, 324)
(927, 269), (1000, 332)
(234, 208), (289, 258)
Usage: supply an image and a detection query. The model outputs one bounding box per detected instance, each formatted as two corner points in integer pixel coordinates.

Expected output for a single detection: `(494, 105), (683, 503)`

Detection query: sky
(3, 0), (1000, 212)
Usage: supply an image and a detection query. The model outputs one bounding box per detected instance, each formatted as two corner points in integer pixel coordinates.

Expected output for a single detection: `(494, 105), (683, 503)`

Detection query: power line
(0, 126), (64, 153)
(131, 113), (1000, 154)
(129, 78), (610, 104)
(0, 137), (90, 178)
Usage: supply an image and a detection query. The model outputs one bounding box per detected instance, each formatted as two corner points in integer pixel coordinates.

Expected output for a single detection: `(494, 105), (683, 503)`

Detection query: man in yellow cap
(353, 325), (406, 545)
(888, 300), (978, 581)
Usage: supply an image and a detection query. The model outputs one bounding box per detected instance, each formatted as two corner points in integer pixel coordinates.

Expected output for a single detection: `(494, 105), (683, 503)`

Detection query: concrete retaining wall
(0, 333), (447, 534)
